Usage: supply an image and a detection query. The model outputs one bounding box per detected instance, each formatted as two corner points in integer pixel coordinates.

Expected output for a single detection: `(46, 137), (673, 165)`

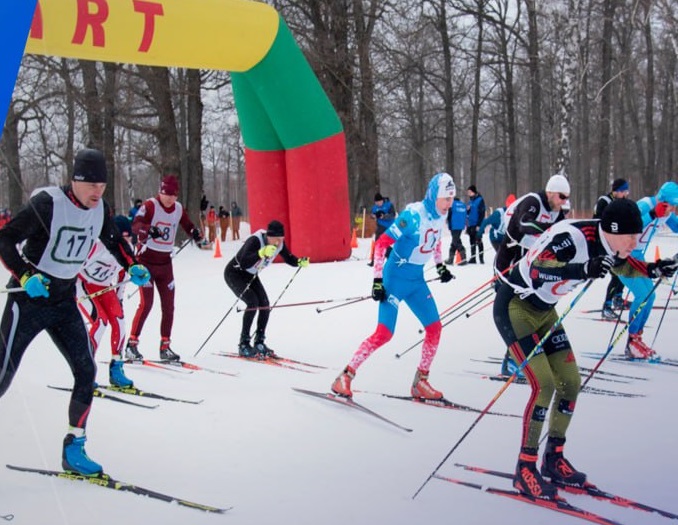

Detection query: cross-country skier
(0, 148), (150, 476)
(493, 198), (677, 499)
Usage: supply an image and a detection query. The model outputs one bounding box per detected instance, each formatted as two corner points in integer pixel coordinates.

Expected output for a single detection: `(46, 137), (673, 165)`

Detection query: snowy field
(0, 224), (677, 525)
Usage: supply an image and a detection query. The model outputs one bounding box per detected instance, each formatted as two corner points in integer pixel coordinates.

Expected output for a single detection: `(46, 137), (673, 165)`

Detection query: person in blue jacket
(466, 185), (486, 263)
(368, 193), (396, 266)
(619, 181), (678, 359)
(445, 196), (467, 264)
(332, 173), (456, 400)
(480, 194), (516, 254)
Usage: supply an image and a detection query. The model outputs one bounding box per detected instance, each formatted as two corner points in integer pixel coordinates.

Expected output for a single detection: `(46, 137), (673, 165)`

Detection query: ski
(47, 385), (158, 409)
(471, 358), (647, 381)
(358, 391), (520, 418)
(472, 373), (643, 398)
(6, 464), (230, 514)
(270, 356), (328, 370)
(433, 474), (624, 525)
(214, 352), (315, 373)
(124, 359), (194, 374)
(454, 463), (678, 521)
(98, 385), (203, 405)
(144, 359), (239, 377)
(582, 352), (676, 368)
(292, 387), (413, 433)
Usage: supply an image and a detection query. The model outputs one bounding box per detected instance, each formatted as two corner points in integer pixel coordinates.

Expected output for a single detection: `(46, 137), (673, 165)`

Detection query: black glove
(148, 226), (162, 239)
(436, 263), (454, 283)
(191, 228), (203, 242)
(375, 211), (385, 219)
(372, 278), (386, 302)
(647, 257), (678, 279)
(582, 255), (614, 279)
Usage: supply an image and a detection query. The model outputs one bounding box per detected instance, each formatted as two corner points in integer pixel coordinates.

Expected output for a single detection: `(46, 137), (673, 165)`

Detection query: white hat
(545, 174), (570, 195)
(436, 172), (456, 199)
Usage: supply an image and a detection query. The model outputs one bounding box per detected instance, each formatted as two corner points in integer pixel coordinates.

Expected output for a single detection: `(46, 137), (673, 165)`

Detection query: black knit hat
(601, 198), (642, 235)
(612, 178), (629, 192)
(467, 185), (477, 194)
(266, 220), (285, 237)
(73, 148), (107, 183)
(374, 193), (384, 202)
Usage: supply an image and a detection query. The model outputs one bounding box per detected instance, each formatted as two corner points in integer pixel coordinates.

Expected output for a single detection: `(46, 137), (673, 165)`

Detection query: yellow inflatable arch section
(12, 0), (352, 262)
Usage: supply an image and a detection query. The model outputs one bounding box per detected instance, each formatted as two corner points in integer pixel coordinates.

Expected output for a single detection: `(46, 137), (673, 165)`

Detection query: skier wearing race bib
(493, 198), (677, 499)
(127, 175), (204, 362)
(0, 148), (150, 476)
(331, 172), (456, 400)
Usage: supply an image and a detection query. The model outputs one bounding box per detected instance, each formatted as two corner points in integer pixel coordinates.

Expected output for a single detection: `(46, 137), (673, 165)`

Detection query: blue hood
(657, 181), (678, 206)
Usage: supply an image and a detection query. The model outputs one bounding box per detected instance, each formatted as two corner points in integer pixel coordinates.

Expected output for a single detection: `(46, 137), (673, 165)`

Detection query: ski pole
(464, 297), (494, 318)
(412, 278), (594, 500)
(77, 279), (130, 304)
(0, 287), (23, 294)
(194, 274), (257, 357)
(126, 239), (192, 299)
(582, 265), (676, 390)
(316, 295), (372, 313)
(407, 288), (493, 349)
(649, 270), (678, 351)
(237, 295), (371, 312)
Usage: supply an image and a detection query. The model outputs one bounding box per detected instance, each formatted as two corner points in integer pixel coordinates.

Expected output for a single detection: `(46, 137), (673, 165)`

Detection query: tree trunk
(470, 0), (484, 188)
(1, 104), (23, 212)
(525, 0), (543, 184)
(186, 68), (204, 227)
(597, 0), (616, 196)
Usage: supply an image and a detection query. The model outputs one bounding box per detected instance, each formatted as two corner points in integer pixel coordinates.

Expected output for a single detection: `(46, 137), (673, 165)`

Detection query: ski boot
(124, 337), (143, 361)
(109, 359), (133, 387)
(540, 437), (587, 487)
(501, 353), (525, 379)
(625, 331), (658, 360)
(253, 330), (277, 359)
(411, 368), (444, 400)
(238, 336), (257, 358)
(601, 301), (616, 320)
(62, 433), (103, 477)
(159, 338), (180, 361)
(514, 450), (557, 499)
(331, 366), (356, 398)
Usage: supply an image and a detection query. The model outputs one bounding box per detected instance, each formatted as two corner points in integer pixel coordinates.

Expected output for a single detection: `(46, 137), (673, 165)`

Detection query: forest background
(1, 0), (677, 222)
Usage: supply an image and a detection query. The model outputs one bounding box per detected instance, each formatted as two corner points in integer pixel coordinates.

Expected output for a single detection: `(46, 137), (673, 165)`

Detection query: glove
(297, 257), (310, 268)
(647, 258), (678, 278)
(191, 228), (203, 242)
(20, 272), (50, 298)
(375, 211), (385, 219)
(128, 264), (151, 286)
(148, 226), (162, 239)
(651, 201), (670, 219)
(258, 244), (277, 259)
(582, 255), (614, 279)
(372, 278), (386, 302)
(436, 263), (455, 283)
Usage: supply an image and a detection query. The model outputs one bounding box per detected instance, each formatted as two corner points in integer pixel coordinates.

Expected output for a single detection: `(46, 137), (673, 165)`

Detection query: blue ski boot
(501, 353), (525, 379)
(62, 434), (103, 476)
(109, 359), (133, 387)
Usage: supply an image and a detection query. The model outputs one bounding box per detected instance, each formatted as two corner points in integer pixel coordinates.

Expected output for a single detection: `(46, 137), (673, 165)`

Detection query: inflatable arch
(0, 0), (352, 262)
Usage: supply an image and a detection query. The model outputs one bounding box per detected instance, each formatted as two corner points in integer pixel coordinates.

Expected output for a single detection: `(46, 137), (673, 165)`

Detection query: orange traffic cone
(213, 237), (222, 258)
(351, 228), (359, 249)
(454, 251), (462, 264)
(654, 245), (661, 261)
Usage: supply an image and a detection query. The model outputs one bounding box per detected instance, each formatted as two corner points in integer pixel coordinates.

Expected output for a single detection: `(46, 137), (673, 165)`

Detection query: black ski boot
(253, 330), (277, 359)
(238, 335), (257, 358)
(540, 437), (587, 487)
(514, 450), (558, 499)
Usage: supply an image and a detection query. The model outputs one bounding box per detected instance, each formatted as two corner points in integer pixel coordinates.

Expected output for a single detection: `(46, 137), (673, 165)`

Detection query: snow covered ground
(1, 225), (677, 525)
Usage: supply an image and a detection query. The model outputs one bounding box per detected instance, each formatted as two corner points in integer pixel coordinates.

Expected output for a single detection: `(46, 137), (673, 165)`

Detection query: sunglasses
(558, 193), (569, 200)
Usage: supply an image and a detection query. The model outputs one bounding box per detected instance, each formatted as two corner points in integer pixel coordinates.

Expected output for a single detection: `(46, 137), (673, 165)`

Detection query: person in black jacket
(0, 149), (150, 476)
(593, 178), (630, 318)
(224, 220), (309, 357)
